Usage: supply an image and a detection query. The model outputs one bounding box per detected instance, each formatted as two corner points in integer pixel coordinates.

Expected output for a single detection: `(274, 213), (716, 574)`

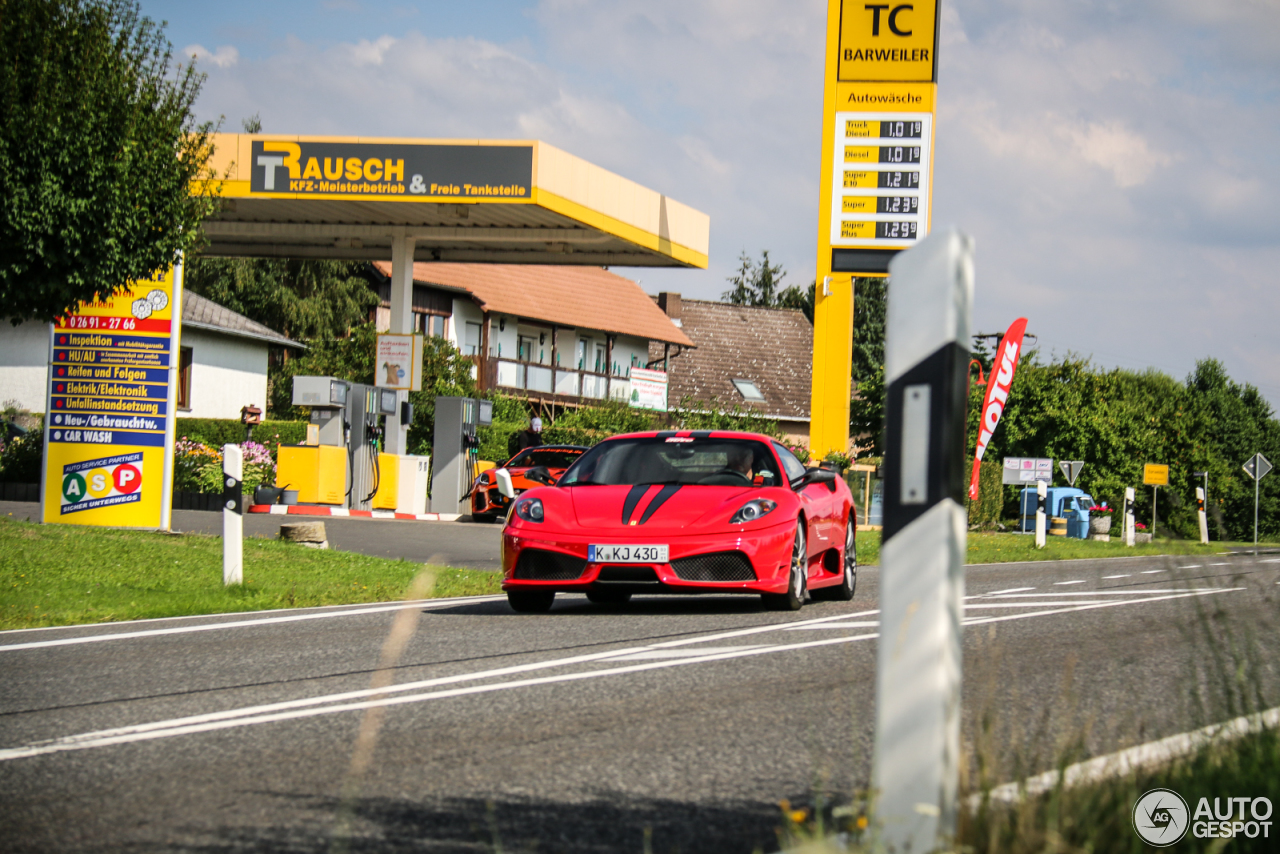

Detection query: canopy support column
(386, 234), (416, 455)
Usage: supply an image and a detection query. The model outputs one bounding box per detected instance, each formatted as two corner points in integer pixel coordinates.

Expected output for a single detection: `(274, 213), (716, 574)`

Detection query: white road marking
(1141, 570), (1166, 574)
(982, 587), (1036, 595)
(1261, 558), (1280, 563)
(1177, 565), (1201, 569)
(963, 602), (1111, 609)
(0, 597), (509, 652)
(984, 590), (1217, 597)
(601, 646), (770, 661)
(1209, 562), (1230, 566)
(1054, 580), (1086, 586)
(0, 591), (1244, 763)
(786, 622), (881, 630)
(1102, 575), (1131, 579)
(0, 595), (504, 636)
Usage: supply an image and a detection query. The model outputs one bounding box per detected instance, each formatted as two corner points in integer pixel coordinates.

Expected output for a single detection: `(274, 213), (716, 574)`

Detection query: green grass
(853, 529), (1270, 566)
(0, 516), (502, 630)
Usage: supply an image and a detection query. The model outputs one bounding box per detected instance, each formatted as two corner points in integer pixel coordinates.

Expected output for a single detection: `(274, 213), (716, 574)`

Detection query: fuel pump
(431, 396), (492, 515)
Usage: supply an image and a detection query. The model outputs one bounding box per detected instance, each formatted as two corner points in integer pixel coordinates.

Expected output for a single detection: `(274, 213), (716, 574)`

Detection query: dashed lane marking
(1054, 580), (1086, 586)
(1103, 574), (1131, 579)
(984, 587), (1036, 595)
(1141, 570), (1166, 574)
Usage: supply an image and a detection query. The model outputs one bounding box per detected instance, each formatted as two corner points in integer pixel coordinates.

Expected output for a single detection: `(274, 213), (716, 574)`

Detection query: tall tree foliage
(0, 0), (218, 323)
(722, 250), (787, 307)
(184, 256), (377, 342)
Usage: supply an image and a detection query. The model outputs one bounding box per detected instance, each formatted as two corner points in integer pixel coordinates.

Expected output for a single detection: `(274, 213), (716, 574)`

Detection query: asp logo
(60, 452), (144, 515)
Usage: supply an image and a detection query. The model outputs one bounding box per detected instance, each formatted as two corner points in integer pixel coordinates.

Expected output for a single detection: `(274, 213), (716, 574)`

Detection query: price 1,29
(876, 221), (918, 239)
(878, 120), (923, 139)
(879, 146), (922, 164)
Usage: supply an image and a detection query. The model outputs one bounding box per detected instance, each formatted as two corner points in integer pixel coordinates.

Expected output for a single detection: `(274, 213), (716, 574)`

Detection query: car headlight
(514, 496), (544, 523)
(730, 498), (777, 524)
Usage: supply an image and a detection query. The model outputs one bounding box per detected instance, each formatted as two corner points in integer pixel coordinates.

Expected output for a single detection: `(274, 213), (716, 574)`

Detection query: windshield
(560, 437), (781, 487)
(509, 448), (584, 469)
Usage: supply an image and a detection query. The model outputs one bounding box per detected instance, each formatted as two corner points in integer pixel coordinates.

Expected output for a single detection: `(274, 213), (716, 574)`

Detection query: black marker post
(873, 229), (973, 852)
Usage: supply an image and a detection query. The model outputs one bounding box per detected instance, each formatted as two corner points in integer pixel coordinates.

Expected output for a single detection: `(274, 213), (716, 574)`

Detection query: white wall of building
(181, 328), (269, 420)
(0, 322), (50, 413)
(449, 298), (485, 356)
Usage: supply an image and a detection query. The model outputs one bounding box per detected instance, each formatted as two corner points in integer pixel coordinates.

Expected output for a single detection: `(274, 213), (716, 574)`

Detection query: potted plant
(1088, 503), (1112, 535)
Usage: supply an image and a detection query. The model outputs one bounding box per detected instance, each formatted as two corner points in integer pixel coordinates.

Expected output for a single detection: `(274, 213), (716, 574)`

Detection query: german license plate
(588, 544), (669, 563)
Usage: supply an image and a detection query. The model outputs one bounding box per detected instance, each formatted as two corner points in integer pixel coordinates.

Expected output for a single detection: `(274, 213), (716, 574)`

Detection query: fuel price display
(830, 110), (932, 248)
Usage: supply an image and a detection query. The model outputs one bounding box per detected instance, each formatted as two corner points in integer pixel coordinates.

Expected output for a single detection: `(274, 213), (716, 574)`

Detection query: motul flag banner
(969, 317), (1028, 500)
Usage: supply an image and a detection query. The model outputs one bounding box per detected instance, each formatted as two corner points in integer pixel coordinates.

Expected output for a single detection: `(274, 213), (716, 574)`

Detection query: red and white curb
(247, 505), (461, 522)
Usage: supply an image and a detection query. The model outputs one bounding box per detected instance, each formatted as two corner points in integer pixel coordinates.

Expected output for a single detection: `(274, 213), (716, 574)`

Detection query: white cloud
(1068, 121), (1175, 188)
(184, 44), (239, 69)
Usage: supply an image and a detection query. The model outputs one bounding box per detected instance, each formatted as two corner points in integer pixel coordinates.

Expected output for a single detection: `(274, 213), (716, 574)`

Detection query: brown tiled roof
(648, 299), (812, 420)
(370, 262), (693, 347)
(182, 292), (303, 348)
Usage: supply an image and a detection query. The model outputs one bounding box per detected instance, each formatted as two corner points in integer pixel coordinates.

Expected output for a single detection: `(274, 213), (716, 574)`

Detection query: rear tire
(814, 517), (856, 601)
(586, 589), (632, 606)
(762, 522), (806, 611)
(507, 589), (555, 613)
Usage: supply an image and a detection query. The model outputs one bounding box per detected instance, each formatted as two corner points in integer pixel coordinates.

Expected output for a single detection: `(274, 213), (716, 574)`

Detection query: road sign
(1059, 460), (1084, 486)
(1143, 464), (1169, 486)
(1002, 457), (1052, 485)
(1243, 453), (1272, 481)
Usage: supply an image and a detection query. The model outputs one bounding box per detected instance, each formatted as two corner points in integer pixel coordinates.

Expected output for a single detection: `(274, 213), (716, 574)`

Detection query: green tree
(184, 256), (377, 342)
(777, 280), (815, 322)
(0, 0), (218, 323)
(722, 250), (787, 307)
(851, 276), (888, 383)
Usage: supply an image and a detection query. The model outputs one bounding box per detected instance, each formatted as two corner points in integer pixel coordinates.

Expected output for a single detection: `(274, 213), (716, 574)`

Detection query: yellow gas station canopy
(201, 135), (709, 268)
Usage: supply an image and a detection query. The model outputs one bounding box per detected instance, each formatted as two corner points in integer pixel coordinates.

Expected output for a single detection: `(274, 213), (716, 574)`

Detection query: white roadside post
(1196, 486), (1209, 545)
(222, 444), (243, 586)
(1035, 480), (1047, 549)
(873, 229), (973, 853)
(1124, 486), (1136, 547)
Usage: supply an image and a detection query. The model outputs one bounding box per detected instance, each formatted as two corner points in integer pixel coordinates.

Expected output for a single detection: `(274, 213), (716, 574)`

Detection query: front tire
(507, 589), (555, 613)
(762, 522), (807, 611)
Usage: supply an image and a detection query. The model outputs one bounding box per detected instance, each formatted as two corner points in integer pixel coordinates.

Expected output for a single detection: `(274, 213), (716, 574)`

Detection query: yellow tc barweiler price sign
(41, 265), (183, 529)
(809, 0), (941, 457)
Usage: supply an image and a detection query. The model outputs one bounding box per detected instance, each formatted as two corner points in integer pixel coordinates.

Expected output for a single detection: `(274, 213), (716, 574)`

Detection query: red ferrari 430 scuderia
(501, 430), (857, 612)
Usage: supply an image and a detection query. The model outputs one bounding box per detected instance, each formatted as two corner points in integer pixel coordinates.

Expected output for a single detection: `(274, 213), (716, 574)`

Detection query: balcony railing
(487, 357), (630, 401)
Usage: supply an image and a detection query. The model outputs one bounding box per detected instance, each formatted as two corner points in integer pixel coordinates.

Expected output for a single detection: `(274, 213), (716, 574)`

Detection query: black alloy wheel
(815, 516), (857, 601)
(507, 589), (556, 613)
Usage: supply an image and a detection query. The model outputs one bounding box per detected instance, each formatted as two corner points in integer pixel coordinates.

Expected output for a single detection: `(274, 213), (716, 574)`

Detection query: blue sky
(146, 0), (1280, 407)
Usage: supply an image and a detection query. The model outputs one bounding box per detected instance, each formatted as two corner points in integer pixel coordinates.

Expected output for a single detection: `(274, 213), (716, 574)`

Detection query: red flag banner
(969, 318), (1028, 500)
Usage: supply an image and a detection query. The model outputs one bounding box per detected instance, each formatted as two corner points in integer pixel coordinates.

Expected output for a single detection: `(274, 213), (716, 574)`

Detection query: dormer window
(732, 378), (764, 401)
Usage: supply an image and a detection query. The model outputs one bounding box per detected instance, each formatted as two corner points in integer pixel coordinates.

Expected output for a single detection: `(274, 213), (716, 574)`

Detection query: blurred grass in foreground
(0, 516), (501, 630)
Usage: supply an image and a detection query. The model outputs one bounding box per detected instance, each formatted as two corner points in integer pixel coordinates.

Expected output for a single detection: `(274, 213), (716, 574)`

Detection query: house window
(419, 313), (446, 338)
(518, 335), (536, 363)
(732, 378), (764, 401)
(464, 322), (482, 356)
(177, 347), (193, 410)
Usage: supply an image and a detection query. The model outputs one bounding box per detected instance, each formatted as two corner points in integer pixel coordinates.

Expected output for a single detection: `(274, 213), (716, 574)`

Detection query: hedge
(175, 419), (309, 451)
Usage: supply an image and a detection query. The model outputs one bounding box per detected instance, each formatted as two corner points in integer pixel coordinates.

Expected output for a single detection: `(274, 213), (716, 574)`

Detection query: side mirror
(525, 466), (556, 486)
(495, 468), (515, 499)
(794, 467), (838, 491)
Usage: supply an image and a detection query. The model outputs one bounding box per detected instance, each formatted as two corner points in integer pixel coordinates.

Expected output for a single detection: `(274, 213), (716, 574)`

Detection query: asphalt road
(0, 500), (506, 570)
(2, 552), (1279, 853)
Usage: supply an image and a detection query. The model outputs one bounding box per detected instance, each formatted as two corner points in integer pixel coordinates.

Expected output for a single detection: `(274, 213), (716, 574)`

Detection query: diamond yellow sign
(1143, 464), (1170, 486)
(810, 0), (941, 457)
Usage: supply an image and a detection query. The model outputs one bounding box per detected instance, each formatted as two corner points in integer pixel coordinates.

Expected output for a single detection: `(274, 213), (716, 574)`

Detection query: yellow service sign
(42, 267), (182, 529)
(1143, 464), (1170, 486)
(838, 0), (939, 82)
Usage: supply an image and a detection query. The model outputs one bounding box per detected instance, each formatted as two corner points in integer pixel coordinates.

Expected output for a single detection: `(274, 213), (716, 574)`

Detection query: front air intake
(514, 549), (587, 580)
(670, 551), (757, 582)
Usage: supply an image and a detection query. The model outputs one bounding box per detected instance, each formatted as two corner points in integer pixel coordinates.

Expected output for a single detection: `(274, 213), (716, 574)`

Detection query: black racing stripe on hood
(638, 483), (682, 525)
(621, 484), (650, 525)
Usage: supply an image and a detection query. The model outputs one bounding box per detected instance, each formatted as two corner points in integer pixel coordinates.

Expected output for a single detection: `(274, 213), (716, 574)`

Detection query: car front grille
(670, 551), (757, 582)
(594, 565), (660, 583)
(514, 549), (587, 581)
